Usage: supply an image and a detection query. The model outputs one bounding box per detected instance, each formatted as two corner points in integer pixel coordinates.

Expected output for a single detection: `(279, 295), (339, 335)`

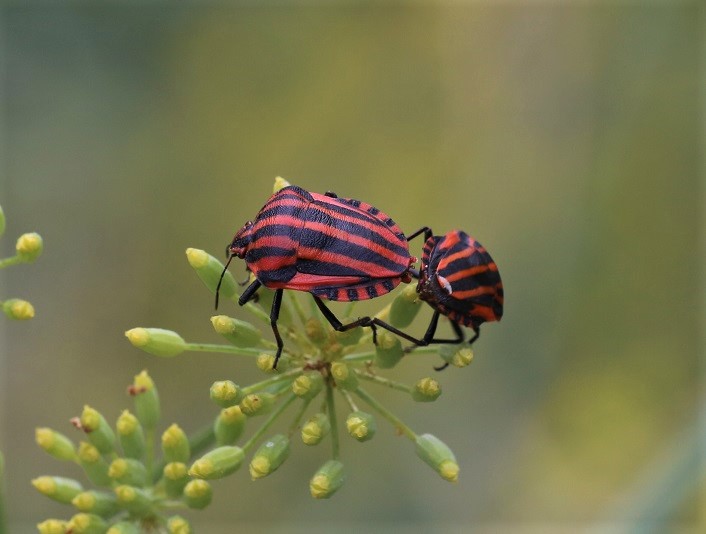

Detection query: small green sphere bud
(412, 377), (442, 402)
(163, 462), (189, 498)
(210, 380), (242, 407)
(168, 516), (192, 534)
(37, 519), (69, 534)
(239, 392), (275, 417)
(108, 458), (148, 487)
(415, 433), (459, 482)
(116, 410), (146, 460)
(256, 352), (278, 373)
(292, 371), (324, 400)
(80, 405), (116, 454)
(249, 434), (290, 480)
(125, 327), (186, 357)
(374, 330), (404, 369)
(32, 476), (83, 504)
(346, 411), (376, 442)
(309, 460), (345, 499)
(331, 362), (359, 390)
(438, 345), (474, 368)
(189, 446), (245, 479)
(389, 283), (422, 327)
(71, 490), (119, 516)
(214, 405), (246, 446)
(304, 317), (326, 342)
(129, 370), (161, 431)
(66, 513), (107, 534)
(114, 485), (154, 515)
(211, 315), (262, 347)
(2, 298), (34, 320)
(273, 176), (291, 192)
(16, 232), (43, 262)
(186, 248), (238, 299)
(183, 479), (212, 509)
(35, 427), (77, 461)
(301, 413), (330, 446)
(162, 423), (191, 463)
(107, 522), (141, 534)
(77, 442), (112, 487)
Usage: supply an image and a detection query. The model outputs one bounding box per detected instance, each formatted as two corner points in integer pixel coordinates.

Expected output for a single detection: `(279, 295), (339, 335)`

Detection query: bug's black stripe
(316, 200), (404, 240)
(296, 258), (382, 278)
(368, 206), (379, 216)
(247, 246), (296, 262)
(347, 288), (359, 301)
(366, 285), (379, 299)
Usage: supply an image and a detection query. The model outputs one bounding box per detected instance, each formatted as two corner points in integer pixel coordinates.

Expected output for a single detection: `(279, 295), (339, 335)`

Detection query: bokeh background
(1, 2), (703, 532)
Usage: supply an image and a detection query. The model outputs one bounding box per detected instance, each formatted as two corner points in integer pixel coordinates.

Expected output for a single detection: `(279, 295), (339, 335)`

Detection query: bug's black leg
(311, 296), (382, 344)
(467, 328), (480, 345)
(268, 289), (285, 369)
(238, 279), (262, 306)
(433, 324), (478, 372)
(215, 254), (236, 310)
(324, 191), (338, 198)
(406, 226), (433, 243)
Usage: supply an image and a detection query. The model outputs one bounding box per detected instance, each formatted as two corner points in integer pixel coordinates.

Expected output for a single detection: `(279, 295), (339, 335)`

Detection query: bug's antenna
(215, 254), (235, 309)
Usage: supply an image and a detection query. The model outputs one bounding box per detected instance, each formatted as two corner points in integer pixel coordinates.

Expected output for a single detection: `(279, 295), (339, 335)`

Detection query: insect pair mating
(216, 185), (503, 369)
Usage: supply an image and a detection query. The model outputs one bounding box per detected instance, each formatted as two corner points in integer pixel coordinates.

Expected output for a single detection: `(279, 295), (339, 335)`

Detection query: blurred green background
(1, 2), (703, 532)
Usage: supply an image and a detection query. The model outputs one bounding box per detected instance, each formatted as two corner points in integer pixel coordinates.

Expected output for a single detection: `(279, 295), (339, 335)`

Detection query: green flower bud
(438, 345), (474, 368)
(185, 248), (237, 299)
(116, 410), (146, 460)
(214, 405), (246, 446)
(71, 490), (119, 516)
(330, 362), (359, 391)
(16, 232), (43, 262)
(77, 441), (112, 487)
(108, 458), (148, 487)
(168, 516), (192, 534)
(114, 485), (154, 515)
(273, 176), (291, 192)
(309, 460), (345, 499)
(415, 433), (459, 482)
(389, 283), (422, 327)
(189, 446), (244, 479)
(80, 405), (116, 454)
(304, 317), (326, 342)
(183, 479), (212, 509)
(107, 522), (141, 534)
(163, 462), (189, 498)
(256, 352), (278, 373)
(37, 519), (69, 534)
(161, 423), (190, 463)
(346, 411), (376, 442)
(2, 298), (34, 320)
(412, 377), (442, 402)
(211, 315), (262, 347)
(249, 434), (290, 480)
(301, 413), (330, 446)
(35, 427), (77, 461)
(129, 370), (161, 431)
(373, 330), (404, 369)
(125, 327), (186, 357)
(291, 371), (324, 400)
(210, 380), (242, 407)
(334, 319), (363, 346)
(239, 392), (274, 417)
(66, 513), (107, 534)
(32, 476), (83, 504)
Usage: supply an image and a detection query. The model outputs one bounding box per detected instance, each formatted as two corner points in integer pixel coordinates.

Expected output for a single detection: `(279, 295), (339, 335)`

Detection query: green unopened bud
(309, 460), (345, 499)
(125, 327), (186, 357)
(80, 405), (116, 454)
(292, 371), (324, 400)
(32, 476), (83, 504)
(16, 232), (43, 262)
(186, 248), (237, 299)
(37, 519), (69, 534)
(162, 423), (190, 463)
(116, 410), (146, 460)
(256, 352), (278, 373)
(249, 434), (290, 480)
(331, 362), (359, 390)
(71, 490), (119, 516)
(273, 176), (291, 192)
(415, 433), (459, 482)
(374, 330), (404, 369)
(183, 479), (212, 509)
(168, 516), (192, 534)
(2, 298), (34, 320)
(346, 411), (376, 442)
(77, 442), (112, 487)
(66, 513), (107, 534)
(115, 485), (154, 515)
(35, 427), (76, 461)
(129, 370), (161, 431)
(210, 380), (242, 407)
(214, 405), (246, 445)
(412, 377), (442, 402)
(335, 319), (363, 346)
(163, 462), (189, 498)
(389, 283), (422, 327)
(189, 445), (244, 479)
(108, 458), (148, 487)
(304, 317), (326, 342)
(301, 413), (330, 446)
(107, 522), (140, 534)
(211, 315), (262, 347)
(438, 345), (474, 368)
(239, 392), (275, 416)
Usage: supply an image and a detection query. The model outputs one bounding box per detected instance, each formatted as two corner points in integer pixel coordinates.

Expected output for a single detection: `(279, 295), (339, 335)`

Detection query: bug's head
(228, 221), (254, 259)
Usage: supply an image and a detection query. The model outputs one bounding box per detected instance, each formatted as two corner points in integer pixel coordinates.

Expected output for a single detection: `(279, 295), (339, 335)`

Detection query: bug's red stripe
(306, 204), (405, 249)
(444, 283), (499, 300)
(444, 263), (497, 283)
(297, 246), (403, 277)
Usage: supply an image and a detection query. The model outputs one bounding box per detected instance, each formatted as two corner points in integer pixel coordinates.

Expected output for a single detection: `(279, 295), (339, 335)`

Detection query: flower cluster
(0, 204), (43, 320)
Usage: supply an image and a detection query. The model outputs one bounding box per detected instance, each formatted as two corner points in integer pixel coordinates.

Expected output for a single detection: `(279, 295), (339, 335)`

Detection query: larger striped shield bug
(216, 185), (418, 368)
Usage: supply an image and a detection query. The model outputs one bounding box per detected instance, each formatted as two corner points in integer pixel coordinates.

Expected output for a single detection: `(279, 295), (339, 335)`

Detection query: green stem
(343, 345), (440, 363)
(185, 343), (271, 357)
(353, 386), (417, 441)
(338, 388), (359, 412)
(287, 397), (313, 436)
(145, 429), (155, 485)
(0, 255), (21, 269)
(242, 392), (297, 453)
(325, 382), (340, 460)
(354, 370), (413, 394)
(287, 291), (309, 327)
(241, 368), (302, 396)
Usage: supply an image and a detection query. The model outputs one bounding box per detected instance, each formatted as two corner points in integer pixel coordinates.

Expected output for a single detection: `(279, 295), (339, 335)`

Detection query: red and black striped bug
(216, 185), (419, 368)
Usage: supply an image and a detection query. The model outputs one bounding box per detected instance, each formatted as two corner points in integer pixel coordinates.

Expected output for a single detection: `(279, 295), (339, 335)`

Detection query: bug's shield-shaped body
(230, 185), (414, 301)
(418, 230), (504, 329)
